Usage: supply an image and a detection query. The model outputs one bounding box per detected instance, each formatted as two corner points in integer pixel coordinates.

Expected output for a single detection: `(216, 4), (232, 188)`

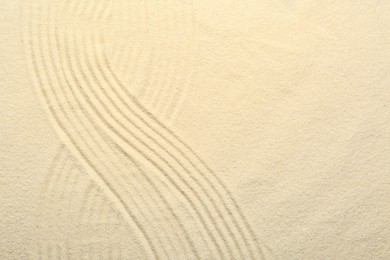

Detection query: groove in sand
(24, 0), (266, 258)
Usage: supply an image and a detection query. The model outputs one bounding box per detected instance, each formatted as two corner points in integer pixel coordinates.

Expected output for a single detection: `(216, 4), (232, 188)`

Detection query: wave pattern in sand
(23, 0), (265, 259)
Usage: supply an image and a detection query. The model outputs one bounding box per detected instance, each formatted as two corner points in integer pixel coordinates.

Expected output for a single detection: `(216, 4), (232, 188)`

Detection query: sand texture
(1, 0), (390, 259)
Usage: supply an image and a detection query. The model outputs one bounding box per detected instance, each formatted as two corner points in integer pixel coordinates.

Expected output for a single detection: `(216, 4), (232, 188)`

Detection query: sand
(1, 0), (390, 259)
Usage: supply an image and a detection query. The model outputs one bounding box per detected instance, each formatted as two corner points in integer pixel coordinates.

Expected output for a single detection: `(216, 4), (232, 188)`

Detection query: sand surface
(1, 0), (390, 259)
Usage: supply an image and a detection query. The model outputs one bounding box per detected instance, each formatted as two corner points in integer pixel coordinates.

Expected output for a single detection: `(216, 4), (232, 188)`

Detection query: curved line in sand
(24, 0), (266, 258)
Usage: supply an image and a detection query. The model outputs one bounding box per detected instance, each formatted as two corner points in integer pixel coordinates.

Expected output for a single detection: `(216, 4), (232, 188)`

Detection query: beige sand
(1, 0), (390, 259)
